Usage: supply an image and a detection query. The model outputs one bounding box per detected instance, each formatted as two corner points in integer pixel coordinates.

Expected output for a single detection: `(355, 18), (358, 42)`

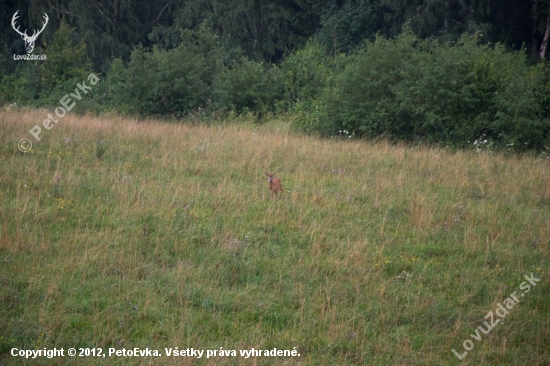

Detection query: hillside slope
(1, 109), (549, 365)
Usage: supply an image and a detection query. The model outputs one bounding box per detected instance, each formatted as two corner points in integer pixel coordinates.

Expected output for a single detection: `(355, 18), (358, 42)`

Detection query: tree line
(1, 0), (550, 149)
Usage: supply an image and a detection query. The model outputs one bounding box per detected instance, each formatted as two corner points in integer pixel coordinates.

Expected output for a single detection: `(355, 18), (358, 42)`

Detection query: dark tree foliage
(2, 0), (548, 69)
(0, 0), (172, 72)
(315, 0), (378, 54)
(2, 0), (550, 149)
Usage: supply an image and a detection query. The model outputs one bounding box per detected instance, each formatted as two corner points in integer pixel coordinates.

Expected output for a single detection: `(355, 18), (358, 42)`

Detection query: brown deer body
(265, 173), (283, 198)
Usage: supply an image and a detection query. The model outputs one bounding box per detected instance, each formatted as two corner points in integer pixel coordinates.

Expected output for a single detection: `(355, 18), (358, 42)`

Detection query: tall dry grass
(1, 108), (549, 365)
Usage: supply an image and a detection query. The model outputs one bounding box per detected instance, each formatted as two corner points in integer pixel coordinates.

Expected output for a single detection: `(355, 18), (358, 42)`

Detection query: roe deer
(265, 172), (283, 199)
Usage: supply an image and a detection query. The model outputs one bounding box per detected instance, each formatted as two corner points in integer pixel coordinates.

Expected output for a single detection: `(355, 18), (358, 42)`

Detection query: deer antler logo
(11, 11), (49, 54)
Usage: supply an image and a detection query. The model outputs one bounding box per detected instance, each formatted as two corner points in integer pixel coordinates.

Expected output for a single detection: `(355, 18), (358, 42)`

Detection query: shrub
(109, 29), (220, 116)
(331, 31), (550, 149)
(279, 41), (331, 109)
(280, 41), (349, 134)
(213, 56), (282, 115)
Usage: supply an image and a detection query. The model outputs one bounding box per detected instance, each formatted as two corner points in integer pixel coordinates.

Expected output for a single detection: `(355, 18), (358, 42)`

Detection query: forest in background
(1, 0), (550, 150)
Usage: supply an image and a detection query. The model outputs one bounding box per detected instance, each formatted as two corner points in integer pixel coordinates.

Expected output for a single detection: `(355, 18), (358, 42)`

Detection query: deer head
(265, 172), (283, 198)
(12, 11), (49, 54)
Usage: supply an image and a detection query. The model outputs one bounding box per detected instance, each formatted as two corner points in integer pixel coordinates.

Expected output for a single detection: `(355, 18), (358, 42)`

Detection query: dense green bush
(2, 16), (550, 150)
(213, 56), (282, 115)
(279, 41), (331, 107)
(0, 63), (43, 104)
(279, 41), (349, 134)
(108, 29), (220, 116)
(328, 31), (550, 149)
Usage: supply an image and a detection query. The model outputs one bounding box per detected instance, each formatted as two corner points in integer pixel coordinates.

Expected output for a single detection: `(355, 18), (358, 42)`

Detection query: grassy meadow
(1, 108), (549, 365)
